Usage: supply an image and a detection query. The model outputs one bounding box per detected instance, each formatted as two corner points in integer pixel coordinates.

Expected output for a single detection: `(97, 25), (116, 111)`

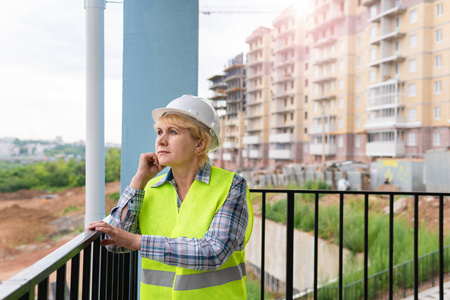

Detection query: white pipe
(85, 0), (106, 227)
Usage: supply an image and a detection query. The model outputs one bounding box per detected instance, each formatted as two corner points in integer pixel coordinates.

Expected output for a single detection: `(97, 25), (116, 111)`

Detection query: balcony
(313, 36), (337, 49)
(368, 5), (406, 23)
(313, 56), (336, 66)
(369, 53), (405, 67)
(268, 149), (294, 160)
(223, 152), (233, 161)
(243, 135), (262, 145)
(362, 0), (379, 6)
(269, 133), (294, 143)
(242, 148), (262, 158)
(222, 141), (237, 149)
(2, 188), (450, 300)
(313, 76), (336, 84)
(312, 94), (336, 102)
(309, 123), (337, 135)
(365, 117), (406, 130)
(366, 141), (405, 157)
(369, 29), (406, 45)
(309, 143), (337, 155)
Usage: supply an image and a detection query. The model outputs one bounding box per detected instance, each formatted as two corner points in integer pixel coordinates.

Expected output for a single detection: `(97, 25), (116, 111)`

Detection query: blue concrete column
(121, 0), (199, 191)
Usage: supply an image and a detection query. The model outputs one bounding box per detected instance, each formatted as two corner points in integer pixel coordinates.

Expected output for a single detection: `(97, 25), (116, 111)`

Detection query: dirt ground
(0, 182), (120, 283)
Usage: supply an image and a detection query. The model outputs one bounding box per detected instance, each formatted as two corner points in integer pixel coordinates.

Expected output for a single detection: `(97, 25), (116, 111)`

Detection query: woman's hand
(87, 221), (142, 250)
(130, 152), (166, 190)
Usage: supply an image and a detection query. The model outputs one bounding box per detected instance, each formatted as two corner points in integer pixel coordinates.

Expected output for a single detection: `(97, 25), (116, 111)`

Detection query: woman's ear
(195, 139), (206, 154)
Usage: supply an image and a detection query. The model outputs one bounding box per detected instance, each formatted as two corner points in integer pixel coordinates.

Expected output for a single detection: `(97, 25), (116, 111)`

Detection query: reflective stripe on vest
(141, 263), (246, 291)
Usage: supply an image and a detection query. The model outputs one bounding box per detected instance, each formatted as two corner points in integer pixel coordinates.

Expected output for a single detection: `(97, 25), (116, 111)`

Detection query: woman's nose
(157, 133), (167, 145)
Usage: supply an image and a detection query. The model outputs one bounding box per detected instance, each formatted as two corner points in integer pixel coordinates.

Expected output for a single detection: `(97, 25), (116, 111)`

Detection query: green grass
(246, 273), (275, 300)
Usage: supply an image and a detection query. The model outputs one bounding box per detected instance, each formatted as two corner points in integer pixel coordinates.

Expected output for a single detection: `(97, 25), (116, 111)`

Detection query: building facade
(209, 0), (449, 172)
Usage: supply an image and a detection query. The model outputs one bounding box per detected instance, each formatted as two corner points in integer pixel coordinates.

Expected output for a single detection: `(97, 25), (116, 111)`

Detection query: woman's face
(155, 122), (201, 168)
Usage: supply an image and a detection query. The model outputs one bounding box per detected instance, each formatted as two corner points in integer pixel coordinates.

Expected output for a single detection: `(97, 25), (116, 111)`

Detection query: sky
(0, 0), (310, 145)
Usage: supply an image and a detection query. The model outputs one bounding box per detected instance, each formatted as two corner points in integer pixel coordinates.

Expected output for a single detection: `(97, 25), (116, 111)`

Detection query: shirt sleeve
(105, 186), (145, 253)
(140, 174), (249, 271)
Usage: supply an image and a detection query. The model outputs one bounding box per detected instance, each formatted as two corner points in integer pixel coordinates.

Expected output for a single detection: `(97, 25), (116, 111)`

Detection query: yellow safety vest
(139, 166), (254, 299)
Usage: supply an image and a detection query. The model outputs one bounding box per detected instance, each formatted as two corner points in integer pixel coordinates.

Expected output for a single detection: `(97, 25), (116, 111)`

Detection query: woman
(88, 95), (253, 299)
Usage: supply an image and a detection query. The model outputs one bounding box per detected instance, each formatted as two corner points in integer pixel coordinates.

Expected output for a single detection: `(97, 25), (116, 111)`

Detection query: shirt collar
(151, 159), (212, 187)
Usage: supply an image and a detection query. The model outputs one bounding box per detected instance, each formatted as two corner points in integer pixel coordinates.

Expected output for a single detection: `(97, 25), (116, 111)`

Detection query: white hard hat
(152, 95), (222, 151)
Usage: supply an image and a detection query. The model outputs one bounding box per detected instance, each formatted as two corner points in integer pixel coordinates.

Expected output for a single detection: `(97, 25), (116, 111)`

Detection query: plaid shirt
(107, 161), (249, 271)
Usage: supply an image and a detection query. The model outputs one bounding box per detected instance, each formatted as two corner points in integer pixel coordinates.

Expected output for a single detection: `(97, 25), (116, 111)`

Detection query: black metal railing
(250, 189), (450, 300)
(0, 229), (139, 300)
(1, 189), (449, 300)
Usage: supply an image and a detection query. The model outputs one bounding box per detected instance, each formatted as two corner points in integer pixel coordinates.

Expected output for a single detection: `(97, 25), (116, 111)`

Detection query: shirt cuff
(119, 186), (145, 212)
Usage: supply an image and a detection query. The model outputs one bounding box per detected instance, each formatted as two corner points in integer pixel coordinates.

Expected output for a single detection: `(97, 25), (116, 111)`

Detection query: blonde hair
(155, 114), (211, 168)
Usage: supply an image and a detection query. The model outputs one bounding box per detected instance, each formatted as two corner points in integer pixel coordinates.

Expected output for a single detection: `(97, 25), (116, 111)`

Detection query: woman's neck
(170, 161), (201, 201)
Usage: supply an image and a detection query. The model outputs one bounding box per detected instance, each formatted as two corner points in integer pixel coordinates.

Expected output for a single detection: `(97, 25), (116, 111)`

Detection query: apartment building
(208, 54), (247, 171)
(270, 8), (308, 165)
(209, 0), (449, 171)
(243, 27), (272, 170)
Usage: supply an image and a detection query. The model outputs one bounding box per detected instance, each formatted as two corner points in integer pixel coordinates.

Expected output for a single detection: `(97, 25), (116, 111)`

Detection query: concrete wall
(246, 214), (356, 292)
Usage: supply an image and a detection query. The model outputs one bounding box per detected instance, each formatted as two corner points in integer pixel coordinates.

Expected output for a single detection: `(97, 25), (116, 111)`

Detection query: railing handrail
(0, 230), (101, 299)
(250, 188), (450, 197)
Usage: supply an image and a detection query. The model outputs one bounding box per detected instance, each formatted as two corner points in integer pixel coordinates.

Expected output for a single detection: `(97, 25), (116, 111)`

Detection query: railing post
(286, 192), (295, 300)
(56, 264), (66, 300)
(364, 194), (369, 300)
(389, 194), (394, 299)
(414, 195), (419, 299)
(38, 278), (49, 300)
(261, 192), (266, 300)
(314, 192), (319, 300)
(439, 195), (444, 300)
(70, 254), (80, 299)
(339, 193), (344, 300)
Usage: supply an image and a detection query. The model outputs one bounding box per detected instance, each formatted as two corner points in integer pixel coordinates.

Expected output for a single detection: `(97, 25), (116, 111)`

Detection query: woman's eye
(157, 130), (163, 135)
(170, 130), (177, 134)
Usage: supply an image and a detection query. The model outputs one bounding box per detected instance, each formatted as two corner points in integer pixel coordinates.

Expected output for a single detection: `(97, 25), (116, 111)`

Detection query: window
(409, 59), (417, 72)
(356, 97), (360, 107)
(410, 9), (418, 23)
(433, 132), (441, 146)
(407, 133), (416, 146)
(369, 70), (376, 82)
(339, 60), (344, 70)
(409, 35), (417, 48)
(305, 95), (308, 103)
(314, 68), (319, 78)
(338, 136), (343, 148)
(356, 116), (360, 127)
(314, 102), (318, 112)
(357, 76), (361, 87)
(408, 83), (417, 97)
(435, 29), (443, 43)
(434, 81), (442, 94)
(408, 108), (416, 121)
(330, 63), (335, 73)
(435, 55), (442, 68)
(305, 79), (308, 87)
(395, 16), (401, 29)
(370, 48), (376, 60)
(434, 106), (441, 120)
(370, 5), (377, 18)
(357, 37), (361, 47)
(338, 118), (343, 128)
(303, 144), (308, 153)
(330, 81), (335, 92)
(356, 56), (360, 66)
(339, 79), (344, 90)
(314, 85), (319, 95)
(370, 27), (377, 39)
(355, 136), (360, 148)
(436, 3), (443, 17)
(395, 40), (400, 52)
(304, 128), (308, 136)
(395, 63), (400, 76)
(330, 99), (335, 110)
(339, 40), (344, 50)
(339, 98), (344, 108)
(331, 45), (335, 54)
(304, 112), (308, 120)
